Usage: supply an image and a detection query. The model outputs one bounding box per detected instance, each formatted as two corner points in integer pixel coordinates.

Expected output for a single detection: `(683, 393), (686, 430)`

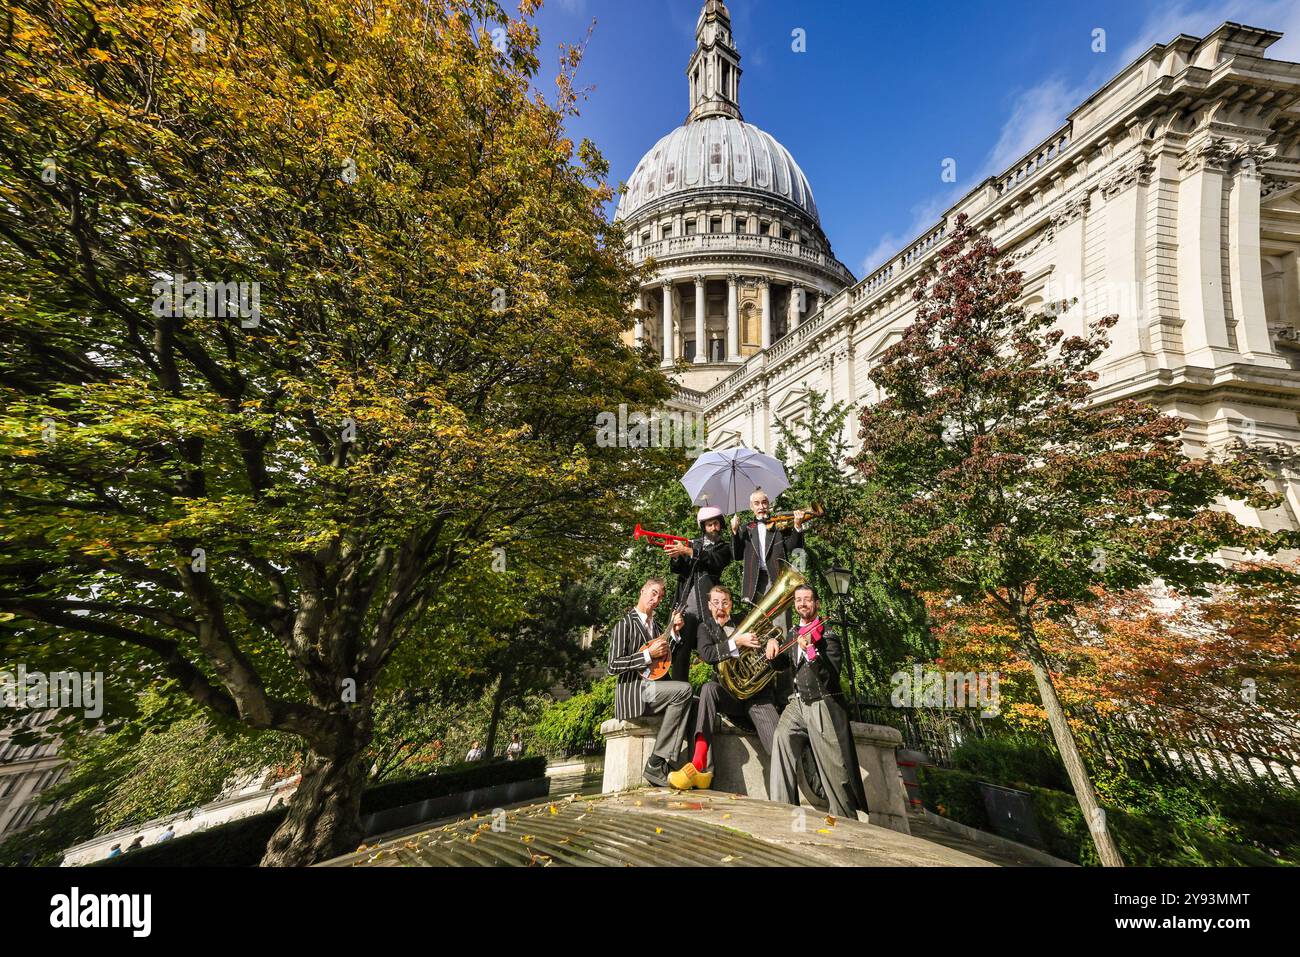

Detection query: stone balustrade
(630, 232), (834, 272)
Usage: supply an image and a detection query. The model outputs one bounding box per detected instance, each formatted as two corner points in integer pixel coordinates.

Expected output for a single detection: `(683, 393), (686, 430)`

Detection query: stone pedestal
(600, 713), (911, 835)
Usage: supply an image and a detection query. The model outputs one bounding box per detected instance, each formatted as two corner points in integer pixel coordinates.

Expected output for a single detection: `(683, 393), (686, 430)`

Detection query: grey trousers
(694, 680), (780, 769)
(769, 695), (862, 818)
(640, 679), (694, 764)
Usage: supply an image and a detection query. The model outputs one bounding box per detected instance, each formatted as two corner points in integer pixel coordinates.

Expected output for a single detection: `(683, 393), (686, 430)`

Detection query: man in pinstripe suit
(607, 577), (695, 788)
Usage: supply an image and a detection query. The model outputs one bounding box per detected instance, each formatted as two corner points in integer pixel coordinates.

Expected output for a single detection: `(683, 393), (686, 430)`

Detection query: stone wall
(600, 713), (911, 834)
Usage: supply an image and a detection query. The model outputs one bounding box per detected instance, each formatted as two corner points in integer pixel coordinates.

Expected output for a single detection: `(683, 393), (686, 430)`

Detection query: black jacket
(733, 521), (804, 602)
(769, 620), (844, 704)
(669, 534), (732, 619)
(694, 613), (739, 666)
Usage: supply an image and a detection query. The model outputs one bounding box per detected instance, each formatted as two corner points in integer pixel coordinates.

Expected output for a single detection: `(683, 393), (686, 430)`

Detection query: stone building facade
(619, 4), (1300, 536)
(0, 711), (67, 844)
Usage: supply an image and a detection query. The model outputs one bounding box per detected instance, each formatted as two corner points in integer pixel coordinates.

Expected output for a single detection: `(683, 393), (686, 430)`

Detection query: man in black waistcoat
(765, 583), (868, 819)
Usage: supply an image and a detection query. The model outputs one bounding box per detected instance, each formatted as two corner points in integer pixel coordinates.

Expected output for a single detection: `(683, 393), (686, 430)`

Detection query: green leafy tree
(0, 0), (673, 864)
(773, 391), (934, 698)
(852, 214), (1298, 866)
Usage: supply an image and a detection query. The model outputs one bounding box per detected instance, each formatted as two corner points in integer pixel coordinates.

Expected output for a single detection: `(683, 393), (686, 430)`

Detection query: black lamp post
(824, 565), (862, 722)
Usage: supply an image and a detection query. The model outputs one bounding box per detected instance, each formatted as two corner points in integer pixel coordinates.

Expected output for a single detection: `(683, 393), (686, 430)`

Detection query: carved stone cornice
(1220, 438), (1300, 477)
(1009, 224), (1057, 263)
(1274, 323), (1300, 346)
(1100, 156), (1155, 197)
(1049, 196), (1089, 229)
(1179, 136), (1278, 173)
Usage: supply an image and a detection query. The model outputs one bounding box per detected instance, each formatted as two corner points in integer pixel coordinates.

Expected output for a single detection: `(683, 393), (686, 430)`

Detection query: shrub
(532, 677), (616, 752)
(533, 664), (714, 753)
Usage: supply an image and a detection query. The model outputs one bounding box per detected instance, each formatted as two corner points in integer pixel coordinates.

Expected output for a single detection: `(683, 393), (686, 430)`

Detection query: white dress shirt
(718, 621), (740, 657)
(635, 608), (655, 667)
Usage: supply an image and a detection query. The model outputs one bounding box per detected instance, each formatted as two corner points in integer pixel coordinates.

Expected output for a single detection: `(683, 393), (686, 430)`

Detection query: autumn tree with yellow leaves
(0, 0), (672, 864)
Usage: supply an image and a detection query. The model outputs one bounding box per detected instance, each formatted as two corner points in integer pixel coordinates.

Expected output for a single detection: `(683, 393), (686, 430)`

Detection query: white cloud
(1116, 0), (1300, 63)
(859, 192), (955, 276)
(856, 1), (1300, 276)
(981, 78), (1089, 180)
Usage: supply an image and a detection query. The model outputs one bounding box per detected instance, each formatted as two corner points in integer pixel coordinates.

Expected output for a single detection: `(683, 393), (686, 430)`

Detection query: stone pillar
(759, 279), (772, 349)
(788, 284), (803, 329)
(693, 275), (707, 363)
(1101, 157), (1153, 362)
(843, 329), (859, 451)
(1048, 195), (1087, 340)
(661, 281), (674, 367)
(634, 290), (645, 347)
(726, 275), (740, 361)
(1228, 146), (1281, 360)
(1176, 139), (1233, 365)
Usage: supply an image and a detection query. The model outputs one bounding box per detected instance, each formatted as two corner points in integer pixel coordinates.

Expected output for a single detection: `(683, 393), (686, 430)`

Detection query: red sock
(692, 734), (709, 772)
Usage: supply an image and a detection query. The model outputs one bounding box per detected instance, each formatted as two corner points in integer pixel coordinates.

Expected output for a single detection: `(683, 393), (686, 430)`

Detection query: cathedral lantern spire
(686, 0), (742, 123)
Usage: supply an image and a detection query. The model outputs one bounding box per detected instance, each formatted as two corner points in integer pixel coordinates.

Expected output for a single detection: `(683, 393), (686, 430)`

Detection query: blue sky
(529, 0), (1300, 279)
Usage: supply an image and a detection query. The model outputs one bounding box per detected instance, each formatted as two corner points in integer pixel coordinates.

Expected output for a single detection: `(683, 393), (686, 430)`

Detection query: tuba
(717, 563), (808, 700)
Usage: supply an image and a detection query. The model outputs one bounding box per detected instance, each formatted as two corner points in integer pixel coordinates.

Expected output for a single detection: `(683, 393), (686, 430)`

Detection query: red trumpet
(633, 523), (689, 552)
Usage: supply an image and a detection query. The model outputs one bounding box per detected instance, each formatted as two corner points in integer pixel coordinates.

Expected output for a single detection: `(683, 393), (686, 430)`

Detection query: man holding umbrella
(731, 488), (807, 604)
(679, 446), (807, 604)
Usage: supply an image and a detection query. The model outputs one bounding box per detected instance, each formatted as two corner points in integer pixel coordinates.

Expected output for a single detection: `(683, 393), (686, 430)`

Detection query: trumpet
(633, 523), (689, 552)
(763, 502), (825, 530)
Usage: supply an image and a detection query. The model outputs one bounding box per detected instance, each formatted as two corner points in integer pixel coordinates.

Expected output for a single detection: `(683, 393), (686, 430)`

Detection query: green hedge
(918, 766), (1286, 866)
(90, 756), (546, 867)
(948, 736), (1071, 792)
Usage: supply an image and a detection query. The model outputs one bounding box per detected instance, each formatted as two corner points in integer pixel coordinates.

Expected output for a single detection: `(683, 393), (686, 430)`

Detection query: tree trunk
(484, 673), (510, 759)
(261, 728), (372, 867)
(1016, 616), (1125, 867)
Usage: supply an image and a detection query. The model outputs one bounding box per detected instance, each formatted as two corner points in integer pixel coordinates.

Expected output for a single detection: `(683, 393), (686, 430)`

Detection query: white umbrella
(680, 447), (789, 515)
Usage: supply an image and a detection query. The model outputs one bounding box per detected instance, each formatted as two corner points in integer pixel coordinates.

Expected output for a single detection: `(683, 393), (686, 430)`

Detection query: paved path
(325, 788), (995, 867)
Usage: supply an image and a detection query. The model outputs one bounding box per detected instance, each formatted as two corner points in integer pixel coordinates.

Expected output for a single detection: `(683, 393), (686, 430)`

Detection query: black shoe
(643, 756), (670, 787)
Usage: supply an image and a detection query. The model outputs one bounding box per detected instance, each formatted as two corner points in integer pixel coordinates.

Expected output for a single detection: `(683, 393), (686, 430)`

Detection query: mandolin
(638, 610), (683, 680)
